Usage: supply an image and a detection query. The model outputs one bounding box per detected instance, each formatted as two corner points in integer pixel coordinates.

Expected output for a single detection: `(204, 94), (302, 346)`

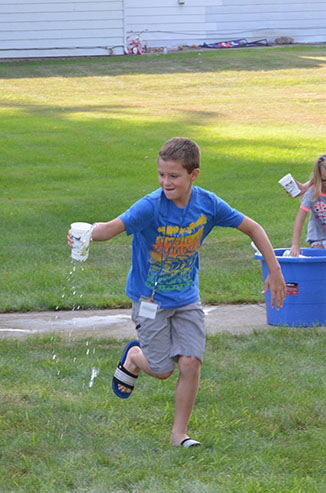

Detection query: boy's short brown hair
(158, 137), (200, 173)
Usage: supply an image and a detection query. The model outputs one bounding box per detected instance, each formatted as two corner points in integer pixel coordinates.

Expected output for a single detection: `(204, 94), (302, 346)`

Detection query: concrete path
(0, 304), (270, 339)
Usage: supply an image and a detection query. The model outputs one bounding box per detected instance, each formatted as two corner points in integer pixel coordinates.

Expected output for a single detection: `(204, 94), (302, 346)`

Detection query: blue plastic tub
(255, 248), (326, 327)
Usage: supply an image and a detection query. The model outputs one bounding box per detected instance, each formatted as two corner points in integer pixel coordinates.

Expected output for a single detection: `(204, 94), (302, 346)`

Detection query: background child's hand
(290, 245), (300, 257)
(292, 178), (310, 197)
(67, 229), (73, 248)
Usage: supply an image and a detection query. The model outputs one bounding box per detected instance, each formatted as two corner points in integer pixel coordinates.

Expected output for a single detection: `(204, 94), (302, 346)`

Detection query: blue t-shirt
(119, 187), (244, 309)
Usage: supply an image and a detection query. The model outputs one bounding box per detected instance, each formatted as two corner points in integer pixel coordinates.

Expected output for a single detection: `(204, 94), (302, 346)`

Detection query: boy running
(68, 137), (286, 448)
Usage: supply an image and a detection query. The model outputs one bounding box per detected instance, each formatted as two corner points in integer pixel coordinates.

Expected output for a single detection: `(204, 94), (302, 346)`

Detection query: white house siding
(0, 0), (125, 59)
(125, 0), (326, 49)
(125, 0), (219, 49)
(1, 1), (325, 60)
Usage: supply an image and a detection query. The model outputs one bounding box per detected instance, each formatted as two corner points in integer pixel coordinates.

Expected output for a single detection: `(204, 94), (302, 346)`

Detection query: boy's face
(157, 158), (199, 208)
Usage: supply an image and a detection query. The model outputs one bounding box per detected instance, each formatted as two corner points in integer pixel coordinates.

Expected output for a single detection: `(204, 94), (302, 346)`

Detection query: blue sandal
(112, 340), (140, 399)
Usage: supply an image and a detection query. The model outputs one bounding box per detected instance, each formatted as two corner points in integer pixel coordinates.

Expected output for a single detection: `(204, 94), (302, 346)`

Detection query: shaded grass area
(1, 45), (326, 311)
(1, 329), (326, 491)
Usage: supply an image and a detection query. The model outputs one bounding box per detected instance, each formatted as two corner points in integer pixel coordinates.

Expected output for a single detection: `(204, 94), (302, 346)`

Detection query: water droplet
(89, 367), (100, 388)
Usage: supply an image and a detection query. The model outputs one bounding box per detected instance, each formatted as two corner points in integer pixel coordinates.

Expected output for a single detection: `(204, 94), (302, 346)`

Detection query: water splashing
(89, 367), (100, 388)
(52, 225), (99, 389)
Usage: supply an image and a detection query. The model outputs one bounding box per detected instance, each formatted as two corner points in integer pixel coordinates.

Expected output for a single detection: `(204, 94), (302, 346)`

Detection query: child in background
(290, 154), (326, 256)
(68, 137), (286, 448)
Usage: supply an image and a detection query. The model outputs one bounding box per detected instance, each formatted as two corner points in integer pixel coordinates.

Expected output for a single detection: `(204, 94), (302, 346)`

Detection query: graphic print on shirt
(314, 201), (326, 231)
(145, 214), (207, 292)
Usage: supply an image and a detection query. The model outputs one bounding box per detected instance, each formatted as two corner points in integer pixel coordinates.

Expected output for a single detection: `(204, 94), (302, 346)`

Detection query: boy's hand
(262, 270), (286, 311)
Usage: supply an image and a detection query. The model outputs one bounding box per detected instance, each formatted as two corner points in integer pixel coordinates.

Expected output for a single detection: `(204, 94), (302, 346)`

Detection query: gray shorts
(131, 300), (206, 374)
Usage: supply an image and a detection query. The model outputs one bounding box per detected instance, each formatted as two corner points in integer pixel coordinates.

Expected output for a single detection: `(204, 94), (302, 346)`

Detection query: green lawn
(2, 46), (326, 491)
(2, 329), (326, 492)
(1, 46), (326, 312)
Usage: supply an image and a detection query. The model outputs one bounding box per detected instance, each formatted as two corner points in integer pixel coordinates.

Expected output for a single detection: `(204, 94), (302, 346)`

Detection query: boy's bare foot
(171, 432), (189, 446)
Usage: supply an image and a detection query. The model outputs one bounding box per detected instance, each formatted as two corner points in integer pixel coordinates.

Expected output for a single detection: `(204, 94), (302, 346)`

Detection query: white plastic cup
(278, 173), (301, 197)
(71, 222), (93, 261)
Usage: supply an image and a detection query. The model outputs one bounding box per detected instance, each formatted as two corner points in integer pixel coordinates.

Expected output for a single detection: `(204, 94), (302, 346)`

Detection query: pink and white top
(300, 186), (326, 243)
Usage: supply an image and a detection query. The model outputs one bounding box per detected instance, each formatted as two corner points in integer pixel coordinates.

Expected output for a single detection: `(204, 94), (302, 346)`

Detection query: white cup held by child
(278, 173), (301, 197)
(71, 222), (93, 261)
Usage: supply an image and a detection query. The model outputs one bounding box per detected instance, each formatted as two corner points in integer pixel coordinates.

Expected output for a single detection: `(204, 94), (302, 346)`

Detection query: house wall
(0, 1), (325, 60)
(0, 0), (125, 59)
(125, 0), (326, 49)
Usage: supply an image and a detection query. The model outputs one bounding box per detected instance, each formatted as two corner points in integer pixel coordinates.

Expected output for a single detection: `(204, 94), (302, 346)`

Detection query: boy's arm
(67, 218), (125, 247)
(91, 218), (125, 241)
(237, 216), (286, 310)
(290, 208), (308, 257)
